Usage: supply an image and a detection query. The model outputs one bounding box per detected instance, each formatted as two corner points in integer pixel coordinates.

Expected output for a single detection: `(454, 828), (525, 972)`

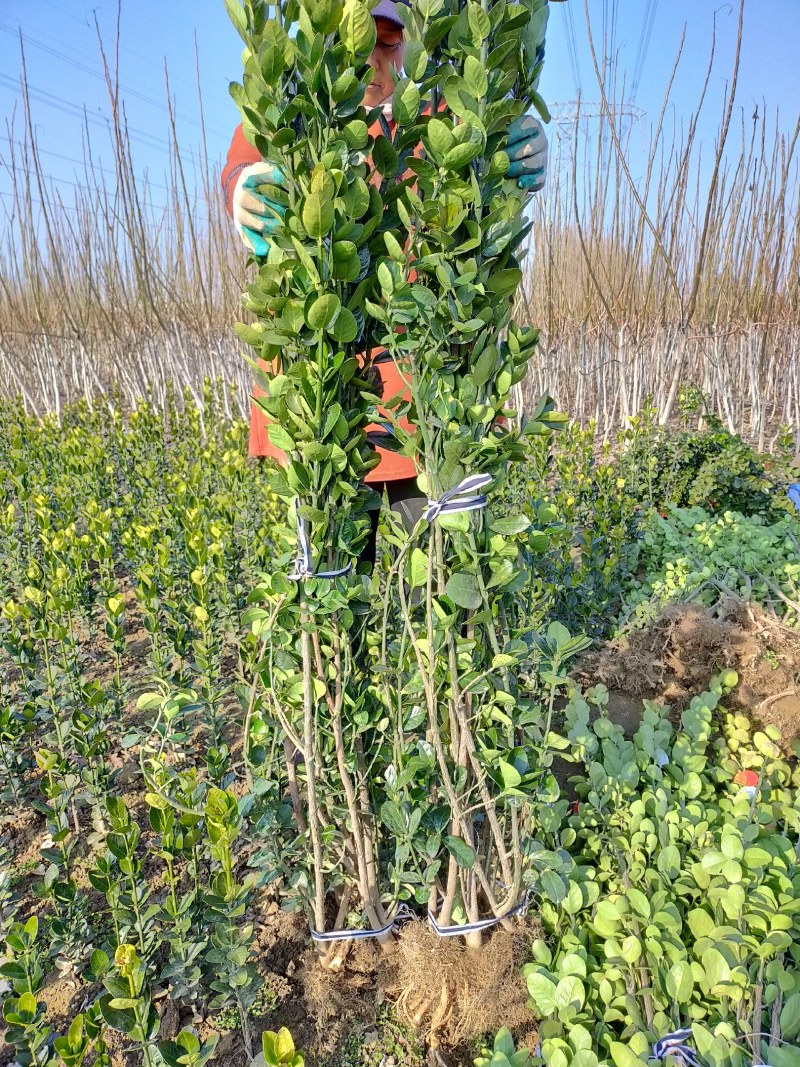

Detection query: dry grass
(1, 4), (798, 448)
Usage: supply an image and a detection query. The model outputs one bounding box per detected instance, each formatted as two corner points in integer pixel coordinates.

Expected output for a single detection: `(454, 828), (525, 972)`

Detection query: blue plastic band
(788, 484), (800, 514)
(309, 904), (413, 943)
(425, 473), (492, 524)
(651, 1030), (702, 1067)
(427, 888), (532, 938)
(288, 499), (352, 582)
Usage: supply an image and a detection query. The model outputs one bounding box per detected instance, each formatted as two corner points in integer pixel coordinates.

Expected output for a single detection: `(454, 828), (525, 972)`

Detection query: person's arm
(222, 124), (286, 254)
(221, 124), (262, 216)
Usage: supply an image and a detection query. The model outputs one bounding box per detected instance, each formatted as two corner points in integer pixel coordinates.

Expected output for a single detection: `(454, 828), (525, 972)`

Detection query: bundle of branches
(365, 0), (580, 946)
(229, 0), (573, 963)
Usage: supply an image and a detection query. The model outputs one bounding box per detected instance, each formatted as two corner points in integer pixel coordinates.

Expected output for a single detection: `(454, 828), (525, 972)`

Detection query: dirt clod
(577, 599), (800, 742)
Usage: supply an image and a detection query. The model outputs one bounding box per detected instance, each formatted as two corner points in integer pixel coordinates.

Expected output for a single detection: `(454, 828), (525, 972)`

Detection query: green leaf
(780, 994), (800, 1040)
(666, 961), (694, 1004)
(554, 975), (586, 1020)
(410, 548), (429, 590)
(444, 835), (475, 868)
(525, 970), (558, 1016)
(768, 1051), (800, 1067)
(302, 191), (334, 239)
(540, 870), (568, 903)
(444, 129), (483, 170)
(424, 117), (455, 163)
(224, 0), (247, 41)
(467, 3), (490, 42)
(443, 76), (478, 118)
(463, 55), (488, 98)
(328, 307), (357, 343)
(403, 40), (429, 80)
(445, 571), (482, 610)
(498, 760), (522, 789)
(372, 136), (399, 178)
(593, 899), (622, 936)
(331, 71), (359, 103)
(99, 994), (136, 1034)
(380, 801), (407, 836)
(307, 0), (344, 32)
(754, 731), (781, 758)
(17, 991), (38, 1017)
(657, 843), (681, 879)
(392, 78), (421, 126)
(572, 1053), (600, 1067)
(384, 231), (406, 262)
(90, 949), (110, 978)
(305, 293), (341, 330)
(558, 954), (588, 979)
(267, 425), (295, 454)
(620, 936), (642, 965)
(626, 887), (651, 920)
(275, 1027), (297, 1060)
(743, 845), (773, 869)
(340, 0), (376, 56)
(610, 1044), (645, 1067)
(701, 947), (730, 993)
(486, 268), (523, 297)
(686, 908), (715, 939)
(490, 515), (531, 536)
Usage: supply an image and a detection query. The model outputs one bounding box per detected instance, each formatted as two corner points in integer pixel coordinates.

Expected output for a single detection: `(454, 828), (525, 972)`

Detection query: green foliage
(504, 419), (643, 638)
(53, 1003), (110, 1067)
(260, 1027), (305, 1067)
(524, 672), (800, 1067)
(202, 788), (262, 1057)
(620, 505), (800, 627)
(1, 916), (45, 996)
(474, 1027), (532, 1067)
(620, 396), (798, 521)
(227, 0), (561, 947)
(2, 988), (55, 1067)
(158, 1030), (220, 1067)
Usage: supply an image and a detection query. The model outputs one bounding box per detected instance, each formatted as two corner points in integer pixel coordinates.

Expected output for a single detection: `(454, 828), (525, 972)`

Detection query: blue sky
(0, 0), (797, 222)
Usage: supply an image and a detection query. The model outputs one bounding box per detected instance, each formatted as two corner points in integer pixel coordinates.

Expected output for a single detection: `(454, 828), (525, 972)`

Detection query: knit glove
(232, 162), (285, 256)
(506, 114), (549, 192)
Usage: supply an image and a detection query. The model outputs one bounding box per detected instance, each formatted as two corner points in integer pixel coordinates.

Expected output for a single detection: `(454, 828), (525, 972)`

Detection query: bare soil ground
(576, 598), (800, 744)
(4, 596), (799, 1067)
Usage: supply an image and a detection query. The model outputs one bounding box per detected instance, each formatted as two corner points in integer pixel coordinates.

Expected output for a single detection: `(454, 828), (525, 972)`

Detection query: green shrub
(523, 673), (800, 1067)
(619, 504), (800, 628)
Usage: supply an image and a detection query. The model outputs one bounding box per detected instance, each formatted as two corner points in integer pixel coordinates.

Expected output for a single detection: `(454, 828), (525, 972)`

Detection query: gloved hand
(506, 114), (548, 192)
(232, 162), (286, 256)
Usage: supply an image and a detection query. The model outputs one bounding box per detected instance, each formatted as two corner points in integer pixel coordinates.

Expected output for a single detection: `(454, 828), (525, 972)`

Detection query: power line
(562, 1), (582, 96)
(632, 0), (659, 101)
(0, 76), (211, 168)
(0, 21), (230, 141)
(25, 0), (210, 103)
(0, 159), (218, 229)
(0, 133), (201, 197)
(0, 186), (218, 234)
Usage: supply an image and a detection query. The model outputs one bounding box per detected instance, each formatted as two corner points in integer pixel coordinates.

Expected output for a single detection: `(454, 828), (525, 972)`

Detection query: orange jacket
(222, 119), (417, 484)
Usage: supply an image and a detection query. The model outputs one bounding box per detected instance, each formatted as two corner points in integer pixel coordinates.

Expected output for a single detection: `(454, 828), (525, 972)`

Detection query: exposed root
(577, 599), (800, 744)
(393, 919), (537, 1048)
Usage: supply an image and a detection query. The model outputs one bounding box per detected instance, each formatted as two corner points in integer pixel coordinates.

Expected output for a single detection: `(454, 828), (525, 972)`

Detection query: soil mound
(298, 919), (538, 1064)
(577, 598), (800, 743)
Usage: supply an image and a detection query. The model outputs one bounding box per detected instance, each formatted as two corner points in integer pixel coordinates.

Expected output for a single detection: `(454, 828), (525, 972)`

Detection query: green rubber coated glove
(506, 114), (548, 192)
(232, 162), (286, 256)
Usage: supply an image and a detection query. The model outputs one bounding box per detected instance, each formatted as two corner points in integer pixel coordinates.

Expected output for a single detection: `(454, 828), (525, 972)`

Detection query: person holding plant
(221, 0), (550, 563)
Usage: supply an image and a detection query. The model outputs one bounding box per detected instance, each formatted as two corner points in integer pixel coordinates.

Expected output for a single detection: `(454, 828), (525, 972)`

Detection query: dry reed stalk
(0, 9), (797, 449)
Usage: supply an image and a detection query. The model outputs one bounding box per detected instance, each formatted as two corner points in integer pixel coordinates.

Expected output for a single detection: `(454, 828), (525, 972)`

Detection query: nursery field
(1, 389), (799, 1067)
(3, 0), (800, 1061)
